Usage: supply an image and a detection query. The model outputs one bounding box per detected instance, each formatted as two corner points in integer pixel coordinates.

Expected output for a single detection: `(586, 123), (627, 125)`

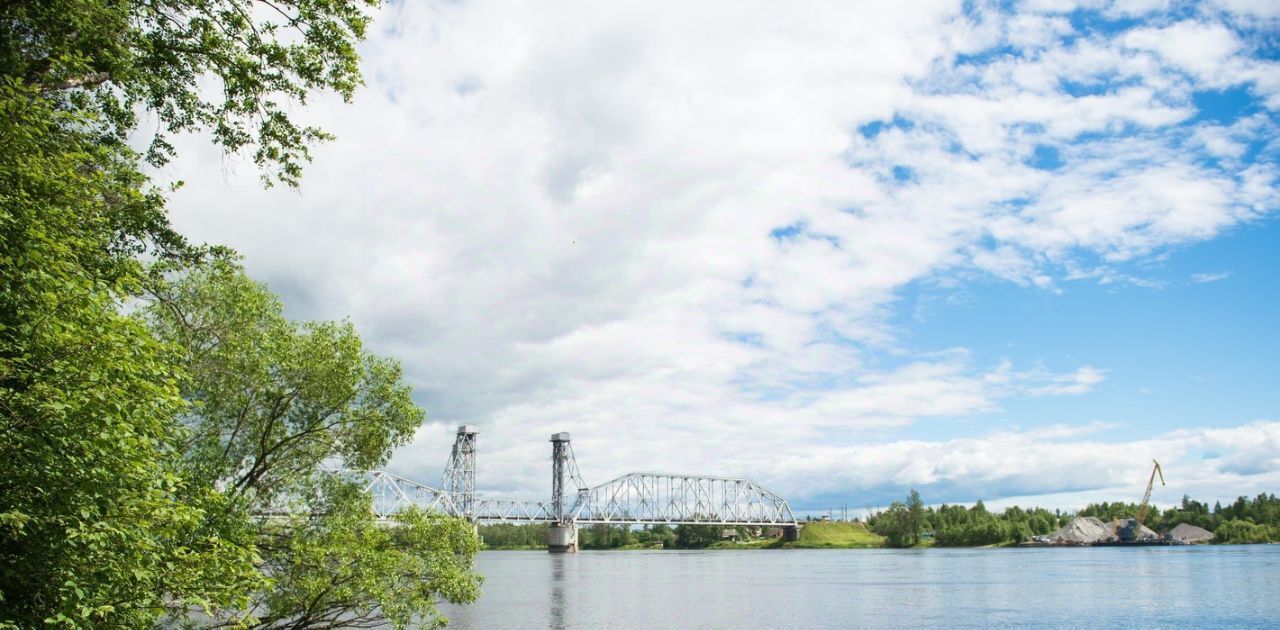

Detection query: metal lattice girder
(569, 472), (799, 526)
(471, 497), (558, 523)
(335, 469), (460, 520)
(318, 468), (799, 527)
(298, 430), (801, 530)
(322, 469), (558, 523)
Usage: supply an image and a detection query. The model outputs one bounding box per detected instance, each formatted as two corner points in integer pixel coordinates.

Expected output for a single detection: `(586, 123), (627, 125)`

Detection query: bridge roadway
(342, 427), (800, 552)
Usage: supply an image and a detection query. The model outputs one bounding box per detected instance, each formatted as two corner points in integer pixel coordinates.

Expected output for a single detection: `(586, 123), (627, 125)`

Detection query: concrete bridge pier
(547, 523), (578, 553)
(782, 525), (800, 542)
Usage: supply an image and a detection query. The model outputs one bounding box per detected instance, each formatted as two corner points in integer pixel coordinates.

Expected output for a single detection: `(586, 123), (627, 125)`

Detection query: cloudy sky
(161, 0), (1280, 514)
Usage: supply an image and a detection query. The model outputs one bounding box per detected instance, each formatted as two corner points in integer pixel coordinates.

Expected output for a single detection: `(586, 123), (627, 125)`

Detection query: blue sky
(164, 0), (1280, 513)
(893, 217), (1280, 442)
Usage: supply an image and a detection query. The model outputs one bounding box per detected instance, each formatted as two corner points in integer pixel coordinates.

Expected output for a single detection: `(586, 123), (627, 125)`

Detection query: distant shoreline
(480, 541), (1270, 551)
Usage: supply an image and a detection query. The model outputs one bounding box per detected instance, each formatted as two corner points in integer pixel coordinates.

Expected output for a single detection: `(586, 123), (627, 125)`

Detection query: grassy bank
(784, 521), (885, 548)
(711, 522), (886, 549)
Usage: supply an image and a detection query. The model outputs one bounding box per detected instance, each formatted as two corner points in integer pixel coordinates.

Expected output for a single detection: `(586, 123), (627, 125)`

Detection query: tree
(4, 0), (376, 186)
(0, 89), (261, 628)
(3, 1), (390, 624)
(143, 262), (481, 628)
(674, 523), (721, 549)
(252, 479), (479, 629)
(872, 502), (914, 548)
(648, 524), (676, 548)
(906, 489), (925, 546)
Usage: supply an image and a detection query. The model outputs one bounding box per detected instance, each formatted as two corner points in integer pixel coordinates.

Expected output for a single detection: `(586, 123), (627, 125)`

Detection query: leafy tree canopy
(0, 1), (481, 626)
(4, 0), (377, 186)
(143, 261), (480, 628)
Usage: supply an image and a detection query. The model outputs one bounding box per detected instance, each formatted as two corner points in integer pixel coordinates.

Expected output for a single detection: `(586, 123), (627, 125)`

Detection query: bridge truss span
(340, 469), (559, 523)
(342, 469), (459, 520)
(570, 472), (798, 526)
(472, 497), (557, 523)
(326, 430), (801, 538)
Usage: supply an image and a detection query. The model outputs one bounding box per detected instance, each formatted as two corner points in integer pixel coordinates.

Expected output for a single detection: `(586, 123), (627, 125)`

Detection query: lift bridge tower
(442, 425), (478, 519)
(547, 432), (585, 553)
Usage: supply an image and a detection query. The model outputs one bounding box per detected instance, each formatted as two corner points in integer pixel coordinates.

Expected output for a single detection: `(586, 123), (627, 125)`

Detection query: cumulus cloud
(781, 421), (1280, 512)
(158, 0), (1278, 506)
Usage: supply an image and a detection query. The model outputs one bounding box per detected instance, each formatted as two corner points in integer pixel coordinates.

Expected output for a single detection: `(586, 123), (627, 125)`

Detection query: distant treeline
(868, 490), (1280, 548)
(478, 492), (1280, 550)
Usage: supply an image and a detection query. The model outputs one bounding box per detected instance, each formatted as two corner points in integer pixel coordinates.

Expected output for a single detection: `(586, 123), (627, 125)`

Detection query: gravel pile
(1124, 521), (1160, 541)
(1168, 523), (1215, 543)
(1050, 516), (1115, 544)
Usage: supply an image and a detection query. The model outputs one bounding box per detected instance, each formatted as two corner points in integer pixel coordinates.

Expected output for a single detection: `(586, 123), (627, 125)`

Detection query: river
(438, 546), (1279, 628)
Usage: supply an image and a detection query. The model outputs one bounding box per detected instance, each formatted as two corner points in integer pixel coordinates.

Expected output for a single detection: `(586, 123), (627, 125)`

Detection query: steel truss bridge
(342, 427), (799, 530)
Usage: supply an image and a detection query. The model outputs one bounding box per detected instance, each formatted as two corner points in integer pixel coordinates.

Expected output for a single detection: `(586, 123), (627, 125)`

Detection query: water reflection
(549, 554), (566, 630)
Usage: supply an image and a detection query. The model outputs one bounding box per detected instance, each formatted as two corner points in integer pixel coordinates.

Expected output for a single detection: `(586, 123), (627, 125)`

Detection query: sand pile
(1168, 523), (1214, 543)
(1123, 521), (1159, 541)
(1050, 516), (1115, 544)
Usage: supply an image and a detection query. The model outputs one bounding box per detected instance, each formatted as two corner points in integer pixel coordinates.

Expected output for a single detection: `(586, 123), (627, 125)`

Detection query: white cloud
(1123, 21), (1243, 86)
(1190, 271), (1231, 283)
(1211, 0), (1280, 21)
(1025, 366), (1108, 396)
(777, 420), (1280, 511)
(158, 0), (1278, 506)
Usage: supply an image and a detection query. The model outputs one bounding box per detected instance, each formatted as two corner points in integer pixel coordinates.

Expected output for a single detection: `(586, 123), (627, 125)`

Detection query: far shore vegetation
(478, 491), (1280, 550)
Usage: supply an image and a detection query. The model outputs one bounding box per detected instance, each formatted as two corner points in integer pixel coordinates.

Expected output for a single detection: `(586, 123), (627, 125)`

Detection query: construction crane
(1136, 459), (1165, 526)
(1118, 459), (1165, 542)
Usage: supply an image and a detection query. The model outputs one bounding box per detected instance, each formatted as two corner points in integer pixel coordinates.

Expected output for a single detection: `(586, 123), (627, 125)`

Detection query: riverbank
(482, 521), (886, 550)
(481, 519), (1275, 551)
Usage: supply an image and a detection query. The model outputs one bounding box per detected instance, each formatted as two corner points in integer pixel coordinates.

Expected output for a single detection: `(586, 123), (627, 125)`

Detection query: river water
(438, 546), (1279, 628)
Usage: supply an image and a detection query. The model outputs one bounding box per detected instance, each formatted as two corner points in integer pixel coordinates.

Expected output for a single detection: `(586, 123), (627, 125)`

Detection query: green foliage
(143, 262), (480, 628)
(1181, 493), (1280, 543)
(673, 523), (721, 549)
(2, 0), (419, 625)
(871, 502), (915, 548)
(906, 489), (925, 546)
(873, 491), (1280, 547)
(633, 524), (676, 548)
(1082, 493), (1280, 542)
(3, 0), (379, 186)
(580, 524), (635, 550)
(144, 260), (424, 506)
(0, 75), (258, 627)
(253, 478), (481, 630)
(478, 523), (549, 550)
(871, 490), (1068, 547)
(1213, 519), (1277, 544)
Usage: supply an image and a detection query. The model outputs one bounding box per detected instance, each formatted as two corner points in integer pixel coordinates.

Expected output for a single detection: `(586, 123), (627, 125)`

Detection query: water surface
(439, 546), (1279, 628)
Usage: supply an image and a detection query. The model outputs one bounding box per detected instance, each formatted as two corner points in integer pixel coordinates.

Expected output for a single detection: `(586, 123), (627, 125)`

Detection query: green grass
(708, 538), (778, 549)
(784, 521), (885, 549)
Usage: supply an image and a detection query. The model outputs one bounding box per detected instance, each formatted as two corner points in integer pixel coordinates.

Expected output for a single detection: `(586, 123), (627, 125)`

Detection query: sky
(160, 0), (1280, 515)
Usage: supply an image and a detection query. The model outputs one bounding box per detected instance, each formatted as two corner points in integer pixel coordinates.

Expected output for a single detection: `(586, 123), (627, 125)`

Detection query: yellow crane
(1118, 459), (1166, 542)
(1136, 459), (1165, 527)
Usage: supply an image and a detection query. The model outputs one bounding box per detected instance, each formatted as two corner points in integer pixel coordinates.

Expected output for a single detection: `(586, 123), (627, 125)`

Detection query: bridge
(344, 426), (800, 552)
